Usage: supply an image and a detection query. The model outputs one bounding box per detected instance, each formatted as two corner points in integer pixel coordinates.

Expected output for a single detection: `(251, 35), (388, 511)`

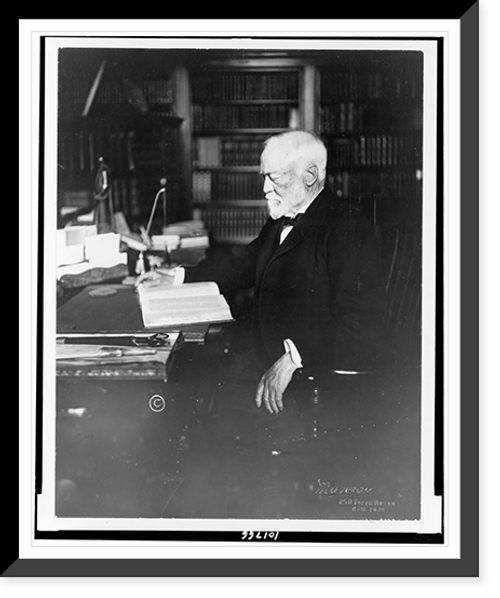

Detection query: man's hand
(256, 351), (300, 414)
(134, 267), (179, 289)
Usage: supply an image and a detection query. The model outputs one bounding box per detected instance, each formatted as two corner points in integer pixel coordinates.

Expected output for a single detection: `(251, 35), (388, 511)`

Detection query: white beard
(266, 196), (289, 220)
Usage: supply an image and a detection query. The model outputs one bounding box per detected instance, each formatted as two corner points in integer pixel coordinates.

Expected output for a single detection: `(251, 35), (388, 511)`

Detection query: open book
(137, 280), (234, 329)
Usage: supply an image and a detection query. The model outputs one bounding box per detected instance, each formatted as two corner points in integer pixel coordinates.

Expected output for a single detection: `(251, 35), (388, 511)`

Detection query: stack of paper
(84, 232), (124, 266)
(162, 220), (206, 236)
(151, 234), (181, 251)
(161, 220), (209, 251)
(56, 225), (97, 267)
(57, 231), (127, 279)
(179, 234), (210, 249)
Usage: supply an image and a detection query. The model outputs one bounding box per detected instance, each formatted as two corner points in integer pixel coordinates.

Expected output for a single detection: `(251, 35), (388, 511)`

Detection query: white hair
(262, 130), (327, 186)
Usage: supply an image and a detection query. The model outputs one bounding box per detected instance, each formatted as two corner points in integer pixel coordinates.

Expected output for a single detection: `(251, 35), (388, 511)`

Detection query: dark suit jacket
(185, 187), (391, 376)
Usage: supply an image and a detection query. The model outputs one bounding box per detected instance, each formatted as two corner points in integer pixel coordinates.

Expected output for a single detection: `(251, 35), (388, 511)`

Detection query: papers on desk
(56, 332), (183, 379)
(179, 234), (210, 249)
(57, 230), (128, 281)
(57, 225), (97, 267)
(56, 344), (158, 362)
(137, 280), (234, 329)
(162, 220), (210, 250)
(162, 220), (206, 236)
(150, 234), (181, 251)
(84, 231), (123, 262)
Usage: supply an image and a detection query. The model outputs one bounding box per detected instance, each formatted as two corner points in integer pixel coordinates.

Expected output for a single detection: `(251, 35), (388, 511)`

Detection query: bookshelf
(317, 51), (424, 229)
(315, 51), (424, 361)
(57, 49), (424, 250)
(57, 49), (186, 233)
(189, 67), (302, 244)
(187, 52), (423, 245)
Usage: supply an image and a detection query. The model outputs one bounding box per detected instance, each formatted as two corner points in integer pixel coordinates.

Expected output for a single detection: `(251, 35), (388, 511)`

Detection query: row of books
(319, 102), (363, 133)
(320, 102), (423, 134)
(193, 137), (222, 168)
(62, 77), (173, 108)
(137, 79), (174, 105)
(319, 68), (422, 101)
(191, 72), (299, 102)
(325, 139), (356, 169)
(192, 171), (212, 204)
(60, 182), (139, 219)
(324, 134), (422, 169)
(192, 171), (263, 203)
(355, 134), (422, 168)
(193, 137), (265, 167)
(327, 170), (422, 203)
(200, 207), (269, 243)
(59, 125), (180, 175)
(192, 104), (297, 131)
(58, 127), (140, 174)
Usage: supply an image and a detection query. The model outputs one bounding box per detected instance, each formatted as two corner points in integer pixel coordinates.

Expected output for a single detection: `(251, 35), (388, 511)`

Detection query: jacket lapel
(255, 217), (283, 285)
(268, 188), (336, 263)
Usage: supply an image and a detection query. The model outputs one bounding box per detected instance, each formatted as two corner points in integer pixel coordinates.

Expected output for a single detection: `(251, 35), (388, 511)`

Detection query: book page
(138, 281), (220, 300)
(139, 291), (233, 328)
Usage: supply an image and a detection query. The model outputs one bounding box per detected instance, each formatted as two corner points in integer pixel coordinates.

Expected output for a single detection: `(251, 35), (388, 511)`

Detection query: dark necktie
(280, 213), (303, 228)
(278, 213), (303, 245)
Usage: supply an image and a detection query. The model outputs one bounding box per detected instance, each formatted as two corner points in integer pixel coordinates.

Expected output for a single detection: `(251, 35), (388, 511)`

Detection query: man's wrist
(283, 339), (303, 368)
(172, 266), (185, 285)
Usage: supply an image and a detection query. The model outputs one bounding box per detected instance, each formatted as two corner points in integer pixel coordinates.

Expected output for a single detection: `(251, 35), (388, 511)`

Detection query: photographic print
(12, 11), (479, 577)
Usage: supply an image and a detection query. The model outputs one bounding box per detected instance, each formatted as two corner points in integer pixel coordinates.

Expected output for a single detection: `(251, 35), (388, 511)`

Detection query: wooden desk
(55, 285), (423, 521)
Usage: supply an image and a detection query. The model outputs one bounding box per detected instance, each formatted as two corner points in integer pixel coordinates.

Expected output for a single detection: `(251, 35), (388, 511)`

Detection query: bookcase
(189, 66), (303, 244)
(317, 51), (424, 229)
(186, 51), (423, 246)
(57, 49), (186, 233)
(315, 50), (424, 361)
(57, 49), (424, 247)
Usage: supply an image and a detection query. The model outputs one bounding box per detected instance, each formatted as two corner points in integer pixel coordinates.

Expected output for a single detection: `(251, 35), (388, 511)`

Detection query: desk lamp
(139, 178), (170, 271)
(145, 177), (168, 239)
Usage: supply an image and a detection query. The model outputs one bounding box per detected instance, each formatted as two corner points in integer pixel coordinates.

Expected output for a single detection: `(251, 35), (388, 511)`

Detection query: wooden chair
(297, 222), (423, 439)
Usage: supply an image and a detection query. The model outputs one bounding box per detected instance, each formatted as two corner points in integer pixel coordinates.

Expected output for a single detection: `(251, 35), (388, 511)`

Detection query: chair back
(383, 225), (422, 367)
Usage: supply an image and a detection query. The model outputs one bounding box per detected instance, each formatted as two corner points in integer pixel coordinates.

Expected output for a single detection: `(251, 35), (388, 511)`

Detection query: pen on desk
(56, 333), (170, 340)
(98, 347), (157, 357)
(123, 347), (157, 356)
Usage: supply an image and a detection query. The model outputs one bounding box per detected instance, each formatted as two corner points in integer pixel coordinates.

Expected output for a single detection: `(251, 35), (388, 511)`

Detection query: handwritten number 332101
(241, 532), (279, 540)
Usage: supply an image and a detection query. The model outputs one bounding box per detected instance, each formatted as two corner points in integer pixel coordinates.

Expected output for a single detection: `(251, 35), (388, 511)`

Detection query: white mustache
(266, 197), (287, 220)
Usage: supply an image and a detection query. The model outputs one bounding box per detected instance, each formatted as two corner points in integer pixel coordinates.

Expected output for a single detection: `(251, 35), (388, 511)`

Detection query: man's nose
(263, 176), (273, 194)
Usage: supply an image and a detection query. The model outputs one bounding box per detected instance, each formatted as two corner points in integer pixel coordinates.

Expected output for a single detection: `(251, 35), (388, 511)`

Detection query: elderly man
(149, 130), (390, 418)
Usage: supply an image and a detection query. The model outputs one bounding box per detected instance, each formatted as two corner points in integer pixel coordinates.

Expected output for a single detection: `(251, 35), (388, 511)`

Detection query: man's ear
(304, 164), (319, 187)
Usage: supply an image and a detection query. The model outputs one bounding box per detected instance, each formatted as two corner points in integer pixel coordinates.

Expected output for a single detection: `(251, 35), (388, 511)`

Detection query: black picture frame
(9, 8), (479, 578)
